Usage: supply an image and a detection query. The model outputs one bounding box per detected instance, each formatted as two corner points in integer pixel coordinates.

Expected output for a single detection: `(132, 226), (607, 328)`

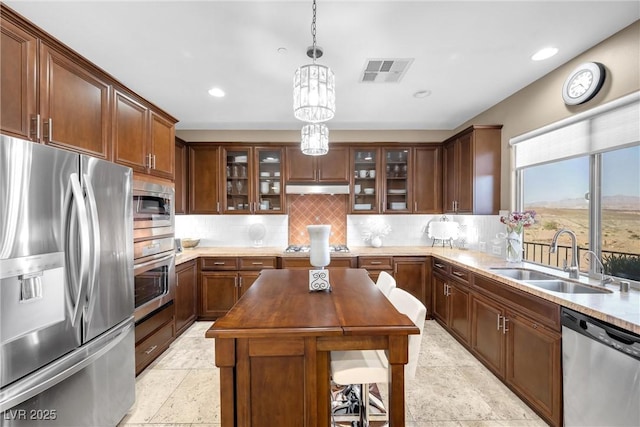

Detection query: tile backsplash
(287, 194), (347, 244)
(176, 210), (508, 257)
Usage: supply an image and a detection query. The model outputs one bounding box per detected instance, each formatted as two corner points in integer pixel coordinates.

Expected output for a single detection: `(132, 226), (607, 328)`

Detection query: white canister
(260, 181), (270, 194)
(273, 182), (281, 194)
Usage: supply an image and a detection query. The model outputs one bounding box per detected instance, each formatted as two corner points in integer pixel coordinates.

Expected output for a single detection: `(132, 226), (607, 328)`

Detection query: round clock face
(562, 62), (606, 106)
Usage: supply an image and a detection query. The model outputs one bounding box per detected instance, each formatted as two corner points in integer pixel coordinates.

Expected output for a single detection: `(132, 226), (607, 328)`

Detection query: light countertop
(175, 245), (640, 334)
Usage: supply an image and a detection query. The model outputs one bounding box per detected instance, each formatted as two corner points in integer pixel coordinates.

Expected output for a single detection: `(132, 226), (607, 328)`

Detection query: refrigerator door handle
(83, 175), (101, 322)
(64, 173), (91, 327)
(0, 319), (134, 413)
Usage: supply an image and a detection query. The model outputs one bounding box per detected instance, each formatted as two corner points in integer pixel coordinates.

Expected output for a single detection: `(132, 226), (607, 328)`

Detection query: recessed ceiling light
(531, 47), (558, 61)
(208, 87), (225, 97)
(277, 47), (288, 54)
(413, 90), (432, 99)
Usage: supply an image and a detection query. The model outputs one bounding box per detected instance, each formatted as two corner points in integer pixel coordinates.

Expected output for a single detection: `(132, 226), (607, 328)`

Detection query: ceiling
(6, 1), (639, 131)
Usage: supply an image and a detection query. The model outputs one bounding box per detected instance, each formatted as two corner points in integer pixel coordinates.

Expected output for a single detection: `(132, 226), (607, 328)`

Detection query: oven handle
(134, 252), (175, 274)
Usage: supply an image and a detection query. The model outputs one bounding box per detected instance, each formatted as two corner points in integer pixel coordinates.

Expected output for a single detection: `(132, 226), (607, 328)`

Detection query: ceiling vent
(360, 58), (414, 83)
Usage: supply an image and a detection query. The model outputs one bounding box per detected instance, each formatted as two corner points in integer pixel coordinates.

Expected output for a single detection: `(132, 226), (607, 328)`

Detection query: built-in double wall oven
(133, 180), (175, 322)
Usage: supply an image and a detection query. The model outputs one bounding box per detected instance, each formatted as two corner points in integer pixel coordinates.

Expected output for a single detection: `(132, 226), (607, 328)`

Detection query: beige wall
(177, 21), (640, 210)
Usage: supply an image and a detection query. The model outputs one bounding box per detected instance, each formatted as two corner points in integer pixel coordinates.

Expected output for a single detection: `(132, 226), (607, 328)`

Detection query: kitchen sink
(524, 280), (612, 294)
(490, 268), (558, 281)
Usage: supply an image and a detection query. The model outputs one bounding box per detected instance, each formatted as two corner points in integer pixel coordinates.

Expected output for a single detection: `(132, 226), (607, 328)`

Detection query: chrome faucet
(583, 250), (613, 286)
(550, 229), (580, 279)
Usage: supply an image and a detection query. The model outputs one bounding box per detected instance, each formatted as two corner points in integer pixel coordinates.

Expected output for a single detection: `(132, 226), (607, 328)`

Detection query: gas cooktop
(284, 245), (350, 253)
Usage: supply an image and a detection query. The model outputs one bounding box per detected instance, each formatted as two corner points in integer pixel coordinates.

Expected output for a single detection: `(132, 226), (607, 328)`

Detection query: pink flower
(500, 210), (536, 233)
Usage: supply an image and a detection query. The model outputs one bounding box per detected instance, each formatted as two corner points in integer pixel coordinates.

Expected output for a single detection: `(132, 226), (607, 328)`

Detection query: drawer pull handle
(144, 345), (158, 355)
(434, 263), (445, 268)
(370, 261), (382, 265)
(214, 262), (226, 265)
(251, 262), (264, 265)
(452, 271), (464, 277)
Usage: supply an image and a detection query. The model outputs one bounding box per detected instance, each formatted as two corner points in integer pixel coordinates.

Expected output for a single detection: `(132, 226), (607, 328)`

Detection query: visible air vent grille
(360, 58), (414, 83)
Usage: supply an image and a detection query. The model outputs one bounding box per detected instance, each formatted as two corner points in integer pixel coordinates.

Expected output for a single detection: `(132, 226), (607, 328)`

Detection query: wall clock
(562, 62), (606, 106)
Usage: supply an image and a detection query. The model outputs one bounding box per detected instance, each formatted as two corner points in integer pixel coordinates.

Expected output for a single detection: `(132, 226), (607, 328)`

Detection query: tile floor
(118, 320), (548, 427)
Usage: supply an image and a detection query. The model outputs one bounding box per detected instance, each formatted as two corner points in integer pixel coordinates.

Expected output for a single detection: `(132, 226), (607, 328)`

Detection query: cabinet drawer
(450, 266), (470, 284)
(135, 320), (174, 374)
(239, 256), (277, 270)
(432, 259), (451, 275)
(358, 256), (393, 270)
(135, 303), (174, 343)
(280, 257), (356, 269)
(201, 257), (238, 270)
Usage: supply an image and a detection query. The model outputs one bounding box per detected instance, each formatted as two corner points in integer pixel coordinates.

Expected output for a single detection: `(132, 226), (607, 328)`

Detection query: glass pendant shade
(293, 64), (335, 122)
(301, 123), (329, 156)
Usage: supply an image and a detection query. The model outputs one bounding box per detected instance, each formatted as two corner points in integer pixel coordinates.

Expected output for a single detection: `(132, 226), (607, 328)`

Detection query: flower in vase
(362, 218), (391, 245)
(500, 210), (536, 233)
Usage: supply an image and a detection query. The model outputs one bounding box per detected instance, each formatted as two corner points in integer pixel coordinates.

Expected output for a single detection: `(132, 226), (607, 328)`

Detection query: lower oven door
(133, 252), (175, 322)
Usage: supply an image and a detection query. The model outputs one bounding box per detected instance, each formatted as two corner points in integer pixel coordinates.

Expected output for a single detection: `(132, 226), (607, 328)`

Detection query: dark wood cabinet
(189, 145), (220, 214)
(39, 43), (111, 159)
(431, 259), (470, 344)
(469, 274), (562, 427)
(0, 17), (37, 141)
(175, 260), (197, 336)
(134, 303), (175, 375)
(443, 125), (501, 214)
(358, 256), (393, 282)
(174, 137), (188, 214)
(413, 146), (442, 213)
(393, 256), (428, 308)
(199, 257), (277, 319)
(112, 90), (175, 179)
(279, 257), (356, 269)
(285, 145), (349, 183)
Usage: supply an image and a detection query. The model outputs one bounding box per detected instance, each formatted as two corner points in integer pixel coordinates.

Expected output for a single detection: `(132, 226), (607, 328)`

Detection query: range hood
(286, 184), (350, 195)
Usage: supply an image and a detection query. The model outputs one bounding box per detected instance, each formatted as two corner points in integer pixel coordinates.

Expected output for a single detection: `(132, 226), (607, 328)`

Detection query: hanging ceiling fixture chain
(311, 0), (317, 61)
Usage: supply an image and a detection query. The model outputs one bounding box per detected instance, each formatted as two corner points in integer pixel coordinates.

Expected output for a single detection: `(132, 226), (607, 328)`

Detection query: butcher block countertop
(176, 246), (640, 334)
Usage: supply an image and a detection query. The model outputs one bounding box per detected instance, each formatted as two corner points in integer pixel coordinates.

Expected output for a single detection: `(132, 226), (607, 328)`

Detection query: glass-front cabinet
(255, 148), (283, 213)
(222, 146), (283, 214)
(383, 148), (412, 213)
(350, 148), (380, 213)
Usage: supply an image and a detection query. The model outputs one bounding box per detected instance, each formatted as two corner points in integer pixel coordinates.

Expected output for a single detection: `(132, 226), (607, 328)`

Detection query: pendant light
(301, 123), (329, 156)
(293, 0), (335, 123)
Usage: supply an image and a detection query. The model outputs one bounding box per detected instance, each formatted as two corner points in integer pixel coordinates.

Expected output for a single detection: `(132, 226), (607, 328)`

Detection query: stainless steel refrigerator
(0, 135), (135, 426)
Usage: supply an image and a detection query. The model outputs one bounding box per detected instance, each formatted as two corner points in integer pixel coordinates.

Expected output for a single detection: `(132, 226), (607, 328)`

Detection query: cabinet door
(113, 90), (148, 172)
(383, 148), (411, 213)
(506, 311), (562, 427)
(351, 148), (380, 213)
(238, 271), (260, 299)
(393, 257), (426, 306)
(174, 138), (188, 214)
(189, 145), (220, 214)
(470, 293), (505, 377)
(448, 283), (470, 344)
(200, 272), (237, 319)
(222, 147), (252, 213)
(443, 141), (457, 213)
(175, 261), (197, 336)
(456, 132), (473, 213)
(317, 146), (349, 182)
(432, 273), (448, 324)
(285, 146), (315, 182)
(256, 147), (284, 213)
(39, 43), (110, 159)
(150, 112), (175, 179)
(0, 19), (37, 141)
(413, 146), (442, 213)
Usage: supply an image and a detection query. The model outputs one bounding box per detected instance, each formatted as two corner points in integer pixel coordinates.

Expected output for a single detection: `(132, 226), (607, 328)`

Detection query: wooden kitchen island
(206, 268), (419, 426)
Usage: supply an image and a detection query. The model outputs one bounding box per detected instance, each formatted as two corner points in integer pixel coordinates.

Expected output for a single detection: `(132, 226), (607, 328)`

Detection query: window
(512, 92), (640, 282)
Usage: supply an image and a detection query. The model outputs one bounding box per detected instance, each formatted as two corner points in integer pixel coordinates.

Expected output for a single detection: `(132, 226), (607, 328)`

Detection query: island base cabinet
(506, 311), (562, 427)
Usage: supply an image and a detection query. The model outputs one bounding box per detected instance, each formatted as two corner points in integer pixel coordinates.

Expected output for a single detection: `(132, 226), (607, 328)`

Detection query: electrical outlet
(479, 242), (486, 251)
(492, 246), (502, 255)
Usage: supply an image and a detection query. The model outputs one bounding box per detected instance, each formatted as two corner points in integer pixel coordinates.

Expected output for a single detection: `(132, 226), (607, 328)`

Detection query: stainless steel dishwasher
(561, 307), (640, 427)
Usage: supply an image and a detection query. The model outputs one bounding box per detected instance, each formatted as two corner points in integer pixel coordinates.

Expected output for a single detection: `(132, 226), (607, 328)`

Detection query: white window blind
(511, 92), (640, 169)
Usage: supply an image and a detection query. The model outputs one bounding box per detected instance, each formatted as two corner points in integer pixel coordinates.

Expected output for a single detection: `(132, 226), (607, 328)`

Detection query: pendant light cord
(311, 0), (317, 61)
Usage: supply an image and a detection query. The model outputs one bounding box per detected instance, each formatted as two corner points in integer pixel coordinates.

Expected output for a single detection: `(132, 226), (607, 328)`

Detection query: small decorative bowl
(364, 188), (375, 195)
(181, 238), (200, 248)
